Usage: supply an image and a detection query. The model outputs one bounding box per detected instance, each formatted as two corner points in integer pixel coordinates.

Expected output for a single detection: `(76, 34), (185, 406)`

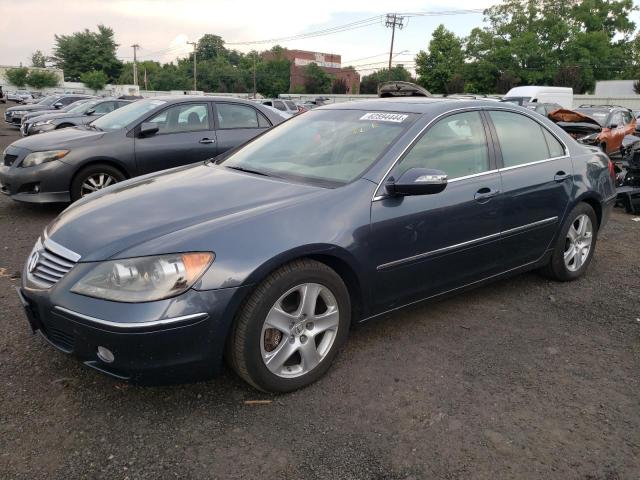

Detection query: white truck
(502, 86), (573, 109)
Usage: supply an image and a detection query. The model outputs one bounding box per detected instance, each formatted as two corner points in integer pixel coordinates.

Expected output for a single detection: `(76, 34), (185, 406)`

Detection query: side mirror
(609, 123), (618, 129)
(53, 102), (63, 109)
(386, 168), (448, 196)
(85, 109), (96, 115)
(139, 122), (159, 137)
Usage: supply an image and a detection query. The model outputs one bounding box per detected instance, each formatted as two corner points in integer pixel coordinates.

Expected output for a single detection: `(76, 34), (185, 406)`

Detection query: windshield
(220, 109), (416, 185)
(66, 100), (97, 114)
(38, 96), (61, 106)
(91, 99), (166, 131)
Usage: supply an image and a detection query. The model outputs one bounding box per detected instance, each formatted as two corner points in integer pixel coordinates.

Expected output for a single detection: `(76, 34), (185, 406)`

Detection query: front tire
(70, 163), (126, 201)
(228, 259), (351, 393)
(541, 202), (598, 281)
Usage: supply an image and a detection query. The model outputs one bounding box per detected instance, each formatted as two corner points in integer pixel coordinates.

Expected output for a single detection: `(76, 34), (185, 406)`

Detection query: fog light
(97, 346), (115, 363)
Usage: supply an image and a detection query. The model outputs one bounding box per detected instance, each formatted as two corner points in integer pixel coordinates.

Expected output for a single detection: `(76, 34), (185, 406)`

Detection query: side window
(217, 103), (260, 129)
(147, 103), (210, 134)
(60, 97), (78, 106)
(257, 111), (271, 128)
(622, 111), (633, 125)
(397, 111), (489, 180)
(285, 100), (297, 111)
(489, 111), (551, 167)
(93, 102), (116, 114)
(542, 129), (565, 158)
(272, 100), (286, 111)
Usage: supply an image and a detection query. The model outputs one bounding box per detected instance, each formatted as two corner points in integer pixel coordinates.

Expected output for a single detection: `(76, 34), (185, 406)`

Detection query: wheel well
(581, 197), (602, 229)
(70, 160), (130, 190)
(56, 123), (74, 128)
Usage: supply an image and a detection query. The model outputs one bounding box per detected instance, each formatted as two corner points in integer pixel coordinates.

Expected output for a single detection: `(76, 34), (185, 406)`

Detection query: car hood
(549, 109), (602, 127)
(10, 126), (107, 151)
(46, 164), (325, 261)
(7, 104), (56, 113)
(25, 111), (79, 122)
(23, 109), (59, 120)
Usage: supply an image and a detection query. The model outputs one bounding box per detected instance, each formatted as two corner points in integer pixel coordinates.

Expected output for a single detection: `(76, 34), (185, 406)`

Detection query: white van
(502, 86), (573, 109)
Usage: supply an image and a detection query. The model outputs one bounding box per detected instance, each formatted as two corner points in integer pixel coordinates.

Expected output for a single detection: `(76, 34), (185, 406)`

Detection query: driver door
(370, 110), (504, 311)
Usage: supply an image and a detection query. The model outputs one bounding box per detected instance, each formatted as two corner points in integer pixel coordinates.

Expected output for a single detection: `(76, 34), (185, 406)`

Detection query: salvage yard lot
(0, 102), (639, 479)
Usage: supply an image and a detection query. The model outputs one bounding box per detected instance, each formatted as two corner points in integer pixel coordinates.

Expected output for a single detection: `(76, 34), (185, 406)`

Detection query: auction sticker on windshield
(360, 112), (408, 123)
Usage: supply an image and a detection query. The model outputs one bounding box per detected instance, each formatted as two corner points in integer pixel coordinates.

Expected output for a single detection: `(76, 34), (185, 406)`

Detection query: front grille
(28, 237), (80, 288)
(4, 112), (11, 121)
(4, 153), (17, 166)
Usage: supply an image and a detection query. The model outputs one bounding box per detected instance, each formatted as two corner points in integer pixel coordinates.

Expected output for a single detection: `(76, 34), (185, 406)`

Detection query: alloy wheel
(564, 214), (593, 272)
(260, 283), (339, 378)
(80, 173), (118, 197)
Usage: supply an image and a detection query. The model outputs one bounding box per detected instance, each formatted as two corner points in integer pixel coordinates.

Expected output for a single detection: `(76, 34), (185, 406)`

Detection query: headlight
(11, 110), (26, 115)
(21, 150), (69, 168)
(33, 120), (52, 126)
(578, 133), (600, 144)
(71, 253), (214, 302)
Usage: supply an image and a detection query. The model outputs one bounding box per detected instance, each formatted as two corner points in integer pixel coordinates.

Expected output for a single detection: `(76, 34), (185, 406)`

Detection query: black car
(1, 96), (287, 203)
(16, 99), (616, 392)
(21, 98), (132, 136)
(4, 94), (95, 126)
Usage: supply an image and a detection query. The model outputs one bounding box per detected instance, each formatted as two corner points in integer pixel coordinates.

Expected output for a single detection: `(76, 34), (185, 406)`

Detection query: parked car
(258, 98), (299, 116)
(0, 86), (5, 103)
(20, 98), (95, 128)
(6, 90), (34, 103)
(21, 98), (132, 136)
(4, 94), (95, 127)
(549, 105), (636, 156)
(15, 99), (616, 392)
(0, 96), (286, 203)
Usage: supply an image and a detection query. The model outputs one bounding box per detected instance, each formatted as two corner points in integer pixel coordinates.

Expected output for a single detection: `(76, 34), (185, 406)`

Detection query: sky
(1, 0), (639, 77)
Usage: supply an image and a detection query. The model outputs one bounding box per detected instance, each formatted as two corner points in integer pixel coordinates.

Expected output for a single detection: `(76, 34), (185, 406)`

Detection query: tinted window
(542, 129), (565, 158)
(398, 111), (489, 179)
(217, 103), (260, 129)
(148, 103), (209, 134)
(93, 101), (117, 114)
(257, 111), (271, 127)
(273, 100), (286, 111)
(285, 100), (297, 111)
(489, 111), (550, 168)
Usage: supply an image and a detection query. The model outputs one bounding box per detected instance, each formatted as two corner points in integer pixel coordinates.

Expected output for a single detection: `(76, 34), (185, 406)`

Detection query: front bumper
(4, 112), (23, 125)
(18, 280), (251, 384)
(0, 157), (74, 203)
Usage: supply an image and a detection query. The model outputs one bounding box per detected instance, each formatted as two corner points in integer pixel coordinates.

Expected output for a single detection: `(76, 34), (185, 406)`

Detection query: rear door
(134, 102), (218, 174)
(213, 102), (271, 154)
(486, 109), (573, 270)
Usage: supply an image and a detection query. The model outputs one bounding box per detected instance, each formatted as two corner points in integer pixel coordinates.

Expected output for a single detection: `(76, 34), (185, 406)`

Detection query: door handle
(474, 187), (500, 202)
(199, 138), (215, 144)
(554, 171), (571, 182)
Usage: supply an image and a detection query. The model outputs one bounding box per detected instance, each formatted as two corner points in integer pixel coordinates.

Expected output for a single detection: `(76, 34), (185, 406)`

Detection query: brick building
(264, 49), (360, 94)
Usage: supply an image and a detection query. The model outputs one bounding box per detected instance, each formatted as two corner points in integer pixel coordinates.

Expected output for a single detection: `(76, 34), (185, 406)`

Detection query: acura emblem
(28, 251), (40, 273)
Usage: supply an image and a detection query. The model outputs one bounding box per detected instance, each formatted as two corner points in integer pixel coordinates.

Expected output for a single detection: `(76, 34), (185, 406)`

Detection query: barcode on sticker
(360, 112), (408, 123)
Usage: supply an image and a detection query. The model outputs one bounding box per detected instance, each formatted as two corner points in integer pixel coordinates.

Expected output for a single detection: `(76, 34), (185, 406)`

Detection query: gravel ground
(1, 102), (639, 480)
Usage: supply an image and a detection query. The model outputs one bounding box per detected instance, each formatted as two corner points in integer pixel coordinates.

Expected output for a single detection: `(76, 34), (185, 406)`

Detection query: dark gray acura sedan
(18, 99), (616, 392)
(1, 96), (286, 203)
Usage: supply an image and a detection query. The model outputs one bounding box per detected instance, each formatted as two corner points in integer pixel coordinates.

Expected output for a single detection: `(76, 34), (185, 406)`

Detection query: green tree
(415, 25), (465, 94)
(5, 67), (29, 87)
(256, 47), (291, 97)
(302, 63), (331, 94)
(331, 77), (347, 94)
(81, 70), (109, 91)
(26, 70), (59, 89)
(31, 50), (47, 68)
(51, 25), (123, 82)
(360, 65), (413, 94)
(196, 34), (227, 61)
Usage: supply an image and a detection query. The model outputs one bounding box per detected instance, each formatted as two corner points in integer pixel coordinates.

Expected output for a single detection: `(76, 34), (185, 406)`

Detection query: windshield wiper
(225, 165), (272, 177)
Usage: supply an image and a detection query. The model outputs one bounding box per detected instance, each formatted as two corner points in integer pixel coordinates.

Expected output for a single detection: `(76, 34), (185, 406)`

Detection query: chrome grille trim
(27, 236), (81, 288)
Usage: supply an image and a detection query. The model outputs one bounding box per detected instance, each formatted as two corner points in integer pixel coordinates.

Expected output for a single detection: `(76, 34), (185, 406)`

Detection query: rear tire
(227, 259), (351, 393)
(541, 202), (598, 281)
(70, 163), (126, 201)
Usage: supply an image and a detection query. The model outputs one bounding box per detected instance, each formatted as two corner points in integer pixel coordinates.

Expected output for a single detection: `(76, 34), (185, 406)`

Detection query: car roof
(145, 95), (257, 104)
(319, 98), (506, 114)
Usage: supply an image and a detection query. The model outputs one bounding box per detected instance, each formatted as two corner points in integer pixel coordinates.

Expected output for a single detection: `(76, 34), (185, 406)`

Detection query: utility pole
(143, 67), (148, 90)
(187, 41), (197, 92)
(131, 44), (140, 86)
(252, 52), (257, 98)
(385, 14), (404, 81)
